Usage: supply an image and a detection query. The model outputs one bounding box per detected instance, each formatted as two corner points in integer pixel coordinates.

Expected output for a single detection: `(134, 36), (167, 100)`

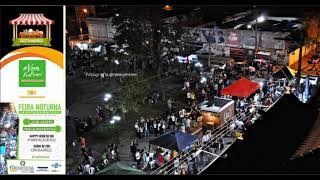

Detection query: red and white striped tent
(10, 14), (54, 25)
(10, 13), (54, 40)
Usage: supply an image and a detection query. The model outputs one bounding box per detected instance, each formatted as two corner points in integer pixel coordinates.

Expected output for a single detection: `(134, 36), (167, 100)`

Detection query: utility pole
(295, 32), (305, 94)
(208, 43), (211, 67)
(255, 11), (258, 58)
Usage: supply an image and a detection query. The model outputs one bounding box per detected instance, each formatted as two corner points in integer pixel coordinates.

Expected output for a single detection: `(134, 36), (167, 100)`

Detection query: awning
(10, 14), (54, 25)
(221, 77), (260, 98)
(96, 162), (146, 175)
(272, 66), (296, 79)
(149, 131), (198, 152)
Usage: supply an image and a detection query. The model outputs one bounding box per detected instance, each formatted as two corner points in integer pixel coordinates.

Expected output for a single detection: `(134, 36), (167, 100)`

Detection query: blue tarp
(149, 131), (198, 152)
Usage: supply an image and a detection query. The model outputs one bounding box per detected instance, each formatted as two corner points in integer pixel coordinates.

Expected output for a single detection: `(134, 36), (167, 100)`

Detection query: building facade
(86, 17), (116, 44)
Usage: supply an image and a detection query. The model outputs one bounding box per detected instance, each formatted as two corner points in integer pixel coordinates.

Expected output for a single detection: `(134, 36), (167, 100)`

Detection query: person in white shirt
(83, 164), (90, 174)
(186, 92), (191, 104)
(235, 119), (245, 130)
(111, 149), (116, 161)
(163, 152), (170, 162)
(135, 150), (141, 167)
(88, 166), (95, 175)
(186, 118), (191, 132)
(202, 133), (210, 144)
(184, 80), (190, 91)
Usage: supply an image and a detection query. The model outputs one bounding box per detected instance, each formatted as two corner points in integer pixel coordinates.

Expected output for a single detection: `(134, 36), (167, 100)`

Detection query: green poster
(19, 60), (46, 87)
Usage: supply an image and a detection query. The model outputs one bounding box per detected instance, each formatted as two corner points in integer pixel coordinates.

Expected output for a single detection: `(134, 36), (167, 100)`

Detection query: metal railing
(149, 92), (285, 175)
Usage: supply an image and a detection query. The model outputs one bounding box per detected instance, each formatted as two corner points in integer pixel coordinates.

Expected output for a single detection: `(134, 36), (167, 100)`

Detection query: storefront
(10, 13), (54, 47)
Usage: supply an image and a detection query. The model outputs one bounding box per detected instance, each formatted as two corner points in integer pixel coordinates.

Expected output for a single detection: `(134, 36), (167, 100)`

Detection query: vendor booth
(221, 78), (260, 98)
(198, 97), (235, 125)
(149, 131), (198, 152)
(96, 162), (146, 175)
(10, 13), (54, 47)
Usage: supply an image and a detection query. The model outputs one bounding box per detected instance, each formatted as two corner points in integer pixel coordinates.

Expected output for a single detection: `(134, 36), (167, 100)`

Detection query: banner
(226, 30), (240, 47)
(200, 28), (236, 46)
(0, 6), (65, 175)
(240, 30), (256, 49)
(260, 32), (286, 50)
(202, 43), (230, 57)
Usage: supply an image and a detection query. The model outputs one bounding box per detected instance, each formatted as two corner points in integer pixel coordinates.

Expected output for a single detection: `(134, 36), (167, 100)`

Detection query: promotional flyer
(0, 6), (65, 175)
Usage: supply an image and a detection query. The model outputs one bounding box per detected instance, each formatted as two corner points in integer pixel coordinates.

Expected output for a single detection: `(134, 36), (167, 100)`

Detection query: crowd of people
(71, 135), (121, 175)
(149, 58), (291, 175)
(67, 40), (295, 175)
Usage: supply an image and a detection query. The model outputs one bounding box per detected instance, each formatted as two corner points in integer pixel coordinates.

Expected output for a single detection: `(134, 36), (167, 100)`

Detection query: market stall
(221, 78), (260, 98)
(198, 97), (235, 124)
(149, 131), (198, 152)
(10, 13), (54, 47)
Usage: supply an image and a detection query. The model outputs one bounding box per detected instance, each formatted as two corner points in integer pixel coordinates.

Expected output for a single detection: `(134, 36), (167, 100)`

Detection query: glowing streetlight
(110, 120), (115, 124)
(82, 8), (88, 13)
(247, 24), (252, 29)
(257, 16), (265, 23)
(112, 116), (121, 121)
(163, 5), (173, 11)
(115, 13), (119, 17)
(104, 93), (112, 102)
(195, 62), (203, 67)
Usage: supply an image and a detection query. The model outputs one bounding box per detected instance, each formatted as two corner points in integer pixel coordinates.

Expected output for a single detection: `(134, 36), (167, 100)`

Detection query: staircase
(291, 109), (320, 159)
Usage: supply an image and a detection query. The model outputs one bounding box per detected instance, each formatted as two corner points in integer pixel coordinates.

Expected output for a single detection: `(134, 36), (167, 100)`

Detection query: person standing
(139, 126), (143, 139)
(153, 121), (158, 136)
(171, 114), (176, 130)
(144, 120), (149, 138)
(88, 166), (95, 175)
(77, 163), (84, 175)
(83, 163), (90, 175)
(135, 150), (142, 168)
(186, 117), (191, 133)
(186, 91), (192, 105)
(191, 91), (196, 104)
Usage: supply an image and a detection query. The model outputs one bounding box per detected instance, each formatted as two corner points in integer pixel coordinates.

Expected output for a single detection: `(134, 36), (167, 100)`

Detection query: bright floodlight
(257, 16), (265, 23)
(113, 116), (121, 121)
(114, 60), (119, 65)
(247, 24), (252, 29)
(115, 13), (119, 17)
(195, 62), (203, 67)
(104, 93), (112, 101)
(110, 120), (115, 124)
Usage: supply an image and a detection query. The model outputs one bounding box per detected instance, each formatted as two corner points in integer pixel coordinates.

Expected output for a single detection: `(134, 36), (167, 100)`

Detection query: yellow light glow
(163, 5), (173, 11)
